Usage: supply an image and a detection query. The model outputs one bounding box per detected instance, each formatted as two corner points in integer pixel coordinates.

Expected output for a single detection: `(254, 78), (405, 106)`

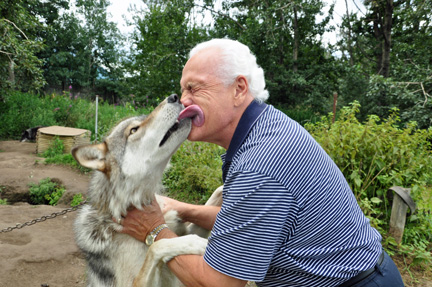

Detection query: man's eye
(130, 127), (139, 134)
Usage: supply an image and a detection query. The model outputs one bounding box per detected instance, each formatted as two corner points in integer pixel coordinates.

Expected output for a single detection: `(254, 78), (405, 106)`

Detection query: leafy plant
(305, 101), (432, 267)
(0, 198), (7, 205)
(71, 193), (85, 207)
(28, 177), (65, 206)
(163, 141), (224, 204)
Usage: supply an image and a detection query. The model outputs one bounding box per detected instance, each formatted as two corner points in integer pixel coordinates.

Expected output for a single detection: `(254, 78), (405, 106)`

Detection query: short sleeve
(203, 171), (299, 281)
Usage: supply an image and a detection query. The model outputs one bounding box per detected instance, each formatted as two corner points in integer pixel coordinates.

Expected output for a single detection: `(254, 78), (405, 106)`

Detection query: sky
(106, 0), (367, 46)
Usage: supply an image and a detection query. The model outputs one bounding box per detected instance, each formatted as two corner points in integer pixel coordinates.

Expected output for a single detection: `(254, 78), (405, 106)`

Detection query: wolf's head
(72, 95), (191, 214)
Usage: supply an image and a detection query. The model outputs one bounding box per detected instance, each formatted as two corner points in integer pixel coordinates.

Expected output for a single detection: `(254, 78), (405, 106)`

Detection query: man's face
(180, 49), (238, 149)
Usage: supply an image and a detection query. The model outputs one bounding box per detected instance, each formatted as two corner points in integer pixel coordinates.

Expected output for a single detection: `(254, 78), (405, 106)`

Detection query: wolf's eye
(130, 127), (139, 135)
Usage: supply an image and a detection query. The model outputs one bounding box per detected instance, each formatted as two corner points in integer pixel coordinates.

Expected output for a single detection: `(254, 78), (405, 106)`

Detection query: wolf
(20, 126), (44, 142)
(72, 94), (220, 287)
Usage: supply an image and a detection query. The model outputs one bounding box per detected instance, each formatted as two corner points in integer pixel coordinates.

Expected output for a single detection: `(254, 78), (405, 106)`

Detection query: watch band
(145, 223), (168, 246)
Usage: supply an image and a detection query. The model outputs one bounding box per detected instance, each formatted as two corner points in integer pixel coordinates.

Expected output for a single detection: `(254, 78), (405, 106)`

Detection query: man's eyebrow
(180, 81), (197, 92)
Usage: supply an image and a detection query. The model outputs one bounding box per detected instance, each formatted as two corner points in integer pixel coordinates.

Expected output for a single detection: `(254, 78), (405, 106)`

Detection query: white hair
(189, 38), (269, 103)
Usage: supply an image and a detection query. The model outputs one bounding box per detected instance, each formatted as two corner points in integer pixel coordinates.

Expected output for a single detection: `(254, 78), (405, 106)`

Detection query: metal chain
(0, 200), (88, 233)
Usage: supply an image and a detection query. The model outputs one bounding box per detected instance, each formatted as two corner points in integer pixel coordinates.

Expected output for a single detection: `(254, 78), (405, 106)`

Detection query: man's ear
(72, 142), (107, 171)
(233, 75), (250, 107)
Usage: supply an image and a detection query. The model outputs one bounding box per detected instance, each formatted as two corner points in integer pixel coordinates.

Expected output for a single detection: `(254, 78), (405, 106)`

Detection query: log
(388, 186), (415, 244)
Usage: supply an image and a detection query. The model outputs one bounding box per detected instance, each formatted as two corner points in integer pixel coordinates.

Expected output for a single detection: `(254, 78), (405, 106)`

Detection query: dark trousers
(339, 251), (404, 287)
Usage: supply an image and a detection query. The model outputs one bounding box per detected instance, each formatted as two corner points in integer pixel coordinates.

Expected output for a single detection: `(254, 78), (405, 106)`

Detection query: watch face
(145, 235), (154, 246)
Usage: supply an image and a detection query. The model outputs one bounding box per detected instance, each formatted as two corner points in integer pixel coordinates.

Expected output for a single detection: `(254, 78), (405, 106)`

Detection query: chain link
(0, 200), (88, 233)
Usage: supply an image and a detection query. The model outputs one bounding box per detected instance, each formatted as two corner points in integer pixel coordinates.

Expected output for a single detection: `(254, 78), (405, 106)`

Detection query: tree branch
(396, 81), (432, 107)
(194, 4), (246, 31)
(1, 18), (29, 40)
(0, 50), (14, 56)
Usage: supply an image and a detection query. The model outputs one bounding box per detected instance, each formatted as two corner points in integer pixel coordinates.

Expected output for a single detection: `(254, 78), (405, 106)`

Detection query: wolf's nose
(168, 94), (179, 103)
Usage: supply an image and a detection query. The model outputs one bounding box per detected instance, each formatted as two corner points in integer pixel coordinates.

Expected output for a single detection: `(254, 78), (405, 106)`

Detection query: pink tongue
(178, 105), (205, 127)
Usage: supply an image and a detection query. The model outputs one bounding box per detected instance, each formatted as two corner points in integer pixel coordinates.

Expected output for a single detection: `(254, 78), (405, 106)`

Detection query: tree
(39, 0), (126, 102)
(337, 0), (431, 127)
(0, 0), (46, 93)
(127, 0), (208, 106)
(207, 0), (338, 113)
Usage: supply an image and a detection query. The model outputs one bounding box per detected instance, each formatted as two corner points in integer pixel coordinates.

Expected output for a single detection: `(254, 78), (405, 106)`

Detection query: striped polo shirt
(203, 101), (382, 286)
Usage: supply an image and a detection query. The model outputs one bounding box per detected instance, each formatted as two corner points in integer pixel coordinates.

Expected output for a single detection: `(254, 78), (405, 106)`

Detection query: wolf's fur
(72, 96), (219, 287)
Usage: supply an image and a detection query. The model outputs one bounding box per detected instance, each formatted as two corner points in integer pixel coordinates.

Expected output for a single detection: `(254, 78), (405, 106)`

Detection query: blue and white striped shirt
(203, 101), (382, 286)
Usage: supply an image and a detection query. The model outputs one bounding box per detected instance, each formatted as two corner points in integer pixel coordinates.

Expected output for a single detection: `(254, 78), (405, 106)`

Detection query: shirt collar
(225, 100), (268, 163)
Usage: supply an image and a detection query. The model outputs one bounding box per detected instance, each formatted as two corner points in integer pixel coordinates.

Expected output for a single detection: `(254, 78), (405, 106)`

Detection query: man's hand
(118, 198), (167, 242)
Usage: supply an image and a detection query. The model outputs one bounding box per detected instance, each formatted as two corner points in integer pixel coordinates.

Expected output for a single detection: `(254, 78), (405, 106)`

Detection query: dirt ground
(0, 141), (88, 287)
(0, 140), (430, 287)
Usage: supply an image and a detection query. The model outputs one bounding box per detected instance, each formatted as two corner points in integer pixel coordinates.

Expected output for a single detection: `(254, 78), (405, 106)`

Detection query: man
(120, 39), (404, 287)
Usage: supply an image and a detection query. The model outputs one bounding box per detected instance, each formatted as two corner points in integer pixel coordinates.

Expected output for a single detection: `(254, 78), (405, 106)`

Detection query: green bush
(305, 101), (432, 266)
(28, 177), (65, 206)
(163, 141), (224, 204)
(71, 193), (85, 207)
(0, 91), (154, 141)
(41, 136), (91, 173)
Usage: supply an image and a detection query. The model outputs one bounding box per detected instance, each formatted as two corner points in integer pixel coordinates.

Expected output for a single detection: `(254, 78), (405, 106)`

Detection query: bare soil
(0, 141), (88, 287)
(0, 140), (430, 287)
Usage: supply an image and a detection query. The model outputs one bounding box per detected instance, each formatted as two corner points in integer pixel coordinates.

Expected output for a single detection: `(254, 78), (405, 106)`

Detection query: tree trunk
(344, 0), (354, 66)
(293, 5), (299, 73)
(8, 59), (15, 85)
(381, 0), (393, 78)
(372, 0), (393, 78)
(372, 4), (383, 75)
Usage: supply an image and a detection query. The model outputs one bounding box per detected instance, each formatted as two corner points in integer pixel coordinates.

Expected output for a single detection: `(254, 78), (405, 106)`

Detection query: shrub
(305, 101), (432, 266)
(163, 141), (224, 204)
(71, 193), (85, 207)
(28, 177), (65, 206)
(42, 137), (91, 173)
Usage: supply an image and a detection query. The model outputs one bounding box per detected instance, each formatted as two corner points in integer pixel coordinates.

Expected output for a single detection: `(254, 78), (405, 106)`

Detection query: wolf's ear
(72, 143), (107, 171)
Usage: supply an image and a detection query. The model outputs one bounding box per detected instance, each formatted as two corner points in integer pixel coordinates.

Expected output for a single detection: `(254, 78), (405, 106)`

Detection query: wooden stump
(36, 126), (91, 154)
(388, 186), (416, 244)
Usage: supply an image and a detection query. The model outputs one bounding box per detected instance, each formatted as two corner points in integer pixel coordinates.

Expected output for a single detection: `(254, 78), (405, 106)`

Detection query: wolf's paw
(150, 234), (208, 263)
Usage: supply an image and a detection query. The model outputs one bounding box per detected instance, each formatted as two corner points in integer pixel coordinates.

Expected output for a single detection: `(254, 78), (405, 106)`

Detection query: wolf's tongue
(178, 105), (204, 127)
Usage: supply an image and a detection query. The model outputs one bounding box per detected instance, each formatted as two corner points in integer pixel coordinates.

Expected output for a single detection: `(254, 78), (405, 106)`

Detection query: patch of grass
(0, 198), (7, 205)
(28, 177), (65, 206)
(41, 137), (91, 173)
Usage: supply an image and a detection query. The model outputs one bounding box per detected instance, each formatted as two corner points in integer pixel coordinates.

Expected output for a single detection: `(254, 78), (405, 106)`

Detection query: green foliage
(163, 141), (224, 204)
(0, 91), (153, 141)
(42, 136), (64, 157)
(127, 0), (208, 105)
(209, 0), (339, 113)
(41, 135), (91, 173)
(306, 101), (432, 266)
(277, 105), (321, 125)
(71, 193), (85, 207)
(28, 177), (65, 206)
(362, 75), (432, 129)
(0, 0), (46, 93)
(0, 185), (7, 205)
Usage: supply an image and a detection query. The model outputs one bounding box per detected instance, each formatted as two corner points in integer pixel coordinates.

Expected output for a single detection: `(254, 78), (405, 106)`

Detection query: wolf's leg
(133, 234), (208, 287)
(186, 185), (223, 237)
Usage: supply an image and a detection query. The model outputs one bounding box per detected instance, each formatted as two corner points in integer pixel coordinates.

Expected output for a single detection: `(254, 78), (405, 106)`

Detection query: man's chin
(187, 127), (204, 142)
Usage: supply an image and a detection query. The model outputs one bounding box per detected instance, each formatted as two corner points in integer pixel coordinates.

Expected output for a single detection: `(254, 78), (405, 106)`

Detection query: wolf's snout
(168, 94), (179, 103)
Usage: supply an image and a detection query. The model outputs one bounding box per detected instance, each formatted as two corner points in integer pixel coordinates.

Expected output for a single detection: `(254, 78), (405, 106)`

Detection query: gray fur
(72, 97), (194, 287)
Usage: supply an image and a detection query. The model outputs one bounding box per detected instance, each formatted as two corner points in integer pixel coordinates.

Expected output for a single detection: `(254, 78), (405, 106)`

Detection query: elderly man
(120, 39), (404, 287)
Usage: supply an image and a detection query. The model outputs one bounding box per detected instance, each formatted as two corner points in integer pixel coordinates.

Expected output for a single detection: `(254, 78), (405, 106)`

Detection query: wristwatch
(145, 224), (169, 246)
